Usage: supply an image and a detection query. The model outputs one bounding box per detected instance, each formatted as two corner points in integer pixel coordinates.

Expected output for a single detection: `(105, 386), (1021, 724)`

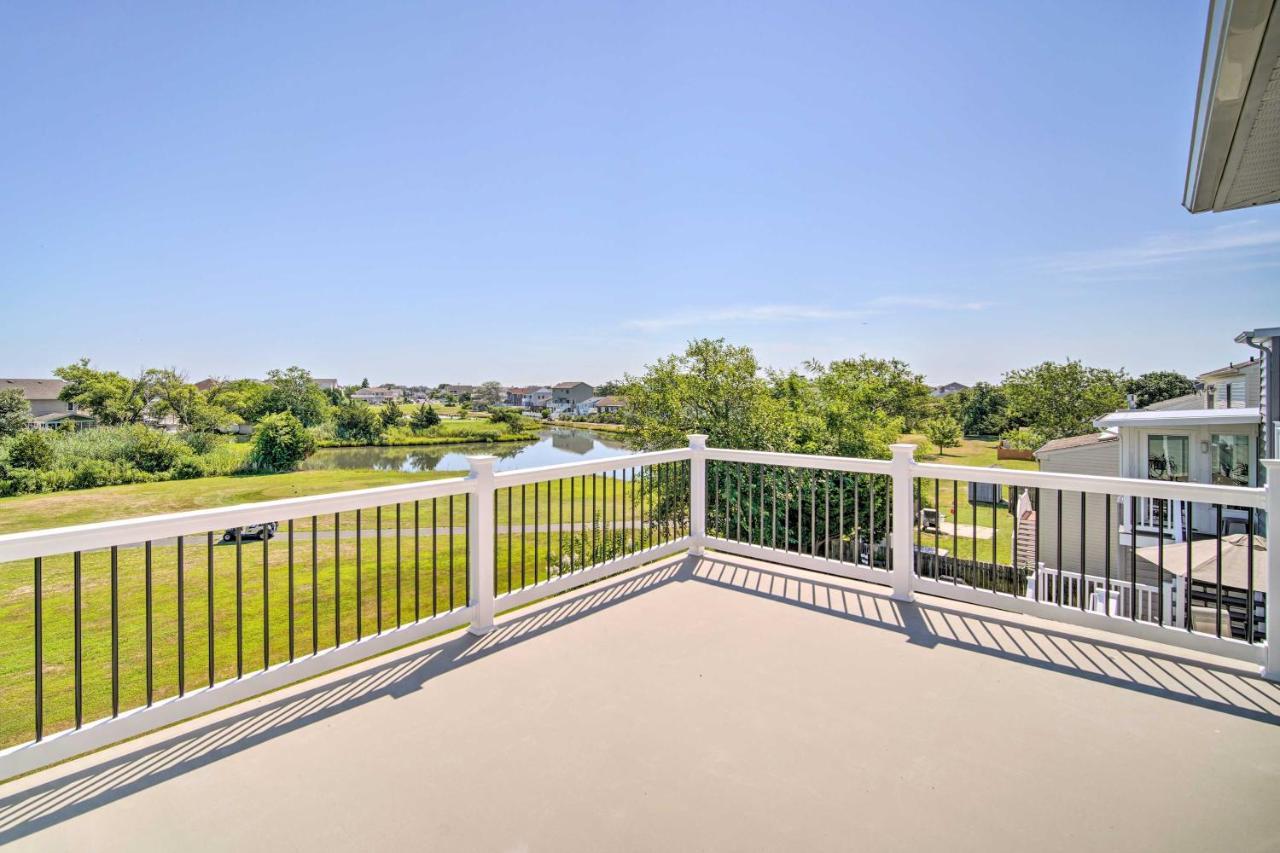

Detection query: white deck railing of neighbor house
(0, 437), (1276, 779)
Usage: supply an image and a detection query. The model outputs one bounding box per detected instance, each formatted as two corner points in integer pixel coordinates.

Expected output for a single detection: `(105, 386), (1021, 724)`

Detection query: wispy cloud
(624, 295), (993, 332)
(870, 296), (993, 311)
(1036, 221), (1280, 277)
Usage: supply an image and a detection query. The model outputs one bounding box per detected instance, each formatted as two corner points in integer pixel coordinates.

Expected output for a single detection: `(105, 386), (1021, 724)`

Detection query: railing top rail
(0, 474), (474, 564)
(492, 447), (691, 488)
(703, 447), (892, 475)
(912, 461), (1266, 508)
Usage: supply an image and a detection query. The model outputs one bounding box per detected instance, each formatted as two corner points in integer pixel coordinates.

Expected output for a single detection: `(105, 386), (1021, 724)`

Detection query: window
(1146, 435), (1189, 481)
(1210, 433), (1251, 486)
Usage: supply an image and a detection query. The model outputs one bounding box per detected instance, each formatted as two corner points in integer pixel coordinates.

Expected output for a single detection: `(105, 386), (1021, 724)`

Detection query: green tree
(946, 381), (1009, 436)
(7, 430), (54, 469)
(144, 369), (236, 431)
(806, 356), (933, 431)
(380, 398), (405, 428)
(54, 359), (152, 425)
(250, 412), (316, 472)
(775, 362), (902, 459)
(410, 404), (441, 431)
(923, 415), (963, 455)
(0, 389), (31, 437)
(621, 338), (791, 451)
(360, 377), (370, 388)
(1126, 371), (1196, 409)
(205, 378), (269, 423)
(1002, 360), (1126, 440)
(260, 367), (329, 426)
(334, 401), (384, 443)
(594, 379), (624, 396)
(473, 381), (505, 409)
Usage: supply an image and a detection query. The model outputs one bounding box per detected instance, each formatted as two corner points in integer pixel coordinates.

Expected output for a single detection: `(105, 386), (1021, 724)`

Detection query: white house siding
(1205, 362), (1260, 409)
(1033, 441), (1134, 580)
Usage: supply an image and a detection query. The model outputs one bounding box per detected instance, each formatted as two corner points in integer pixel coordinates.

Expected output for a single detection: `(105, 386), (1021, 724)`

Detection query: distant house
(594, 396), (626, 414)
(193, 378), (220, 392)
(313, 378), (338, 391)
(351, 386), (404, 405)
(524, 387), (553, 409)
(551, 382), (594, 408)
(573, 397), (602, 417)
(1, 378), (97, 429)
(506, 386), (536, 406)
(931, 382), (969, 397)
(446, 384), (476, 397)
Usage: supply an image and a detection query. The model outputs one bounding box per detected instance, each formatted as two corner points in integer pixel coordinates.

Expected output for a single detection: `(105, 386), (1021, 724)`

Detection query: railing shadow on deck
(0, 557), (693, 844)
(692, 555), (1280, 725)
(2, 551), (1278, 843)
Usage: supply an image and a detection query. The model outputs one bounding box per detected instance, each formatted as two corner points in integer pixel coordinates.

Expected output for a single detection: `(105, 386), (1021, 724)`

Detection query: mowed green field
(0, 467), (685, 748)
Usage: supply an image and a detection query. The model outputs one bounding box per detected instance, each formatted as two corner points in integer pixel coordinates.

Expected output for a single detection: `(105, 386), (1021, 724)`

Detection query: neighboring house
(551, 382), (594, 408)
(314, 378), (338, 391)
(594, 396), (626, 414)
(505, 386), (536, 406)
(31, 411), (97, 431)
(931, 382), (968, 397)
(193, 378), (220, 392)
(524, 387), (553, 409)
(572, 397), (601, 417)
(351, 385), (404, 405)
(1025, 328), (1277, 636)
(1, 378), (98, 429)
(446, 384), (476, 397)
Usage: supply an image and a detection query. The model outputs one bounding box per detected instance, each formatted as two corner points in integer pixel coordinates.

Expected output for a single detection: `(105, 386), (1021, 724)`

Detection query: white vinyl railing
(0, 437), (1276, 781)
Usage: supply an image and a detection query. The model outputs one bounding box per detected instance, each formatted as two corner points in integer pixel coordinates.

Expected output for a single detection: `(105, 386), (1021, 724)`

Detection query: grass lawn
(0, 464), (688, 748)
(898, 434), (1039, 567)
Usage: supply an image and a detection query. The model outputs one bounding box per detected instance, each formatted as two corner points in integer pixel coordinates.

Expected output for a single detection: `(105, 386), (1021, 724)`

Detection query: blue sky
(2, 2), (1276, 387)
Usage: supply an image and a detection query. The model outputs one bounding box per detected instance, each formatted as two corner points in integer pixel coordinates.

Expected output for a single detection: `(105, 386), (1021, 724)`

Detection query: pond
(300, 428), (633, 474)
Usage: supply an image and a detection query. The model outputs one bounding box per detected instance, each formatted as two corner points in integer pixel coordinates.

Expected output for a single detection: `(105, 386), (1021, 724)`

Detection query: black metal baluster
(824, 472), (831, 560)
(1104, 496), (1111, 616)
(1216, 504), (1223, 637)
(147, 540), (155, 699)
(34, 557), (41, 741)
(178, 535), (186, 693)
(287, 521), (295, 662)
(112, 545), (120, 714)
(1157, 499), (1165, 626)
(396, 503), (402, 627)
(1129, 496), (1138, 621)
(950, 481), (957, 584)
(74, 550), (82, 728)
(771, 469), (778, 549)
(1246, 508), (1255, 643)
(992, 487), (998, 592)
(1079, 494), (1086, 611)
(1184, 502), (1192, 632)
(464, 491), (471, 602)
(414, 502), (421, 622)
(376, 505), (383, 635)
(1033, 489), (1041, 601)
(206, 533), (213, 687)
(312, 515), (319, 653)
(570, 478), (576, 571)
(934, 479), (941, 579)
(263, 525), (270, 670)
(914, 478), (921, 575)
(356, 509), (363, 639)
(809, 470), (816, 557)
(432, 499), (439, 615)
(334, 512), (341, 646)
(1055, 492), (1063, 605)
(524, 483), (530, 585)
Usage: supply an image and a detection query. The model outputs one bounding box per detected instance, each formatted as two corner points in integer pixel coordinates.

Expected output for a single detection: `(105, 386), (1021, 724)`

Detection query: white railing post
(1263, 459), (1280, 680)
(466, 455), (497, 635)
(688, 434), (708, 554)
(889, 443), (916, 602)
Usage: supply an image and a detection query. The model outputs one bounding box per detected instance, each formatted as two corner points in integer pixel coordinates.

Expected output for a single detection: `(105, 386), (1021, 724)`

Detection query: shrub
(1002, 426), (1045, 452)
(127, 426), (187, 473)
(180, 430), (228, 455)
(170, 455), (208, 480)
(334, 402), (384, 444)
(410, 404), (440, 431)
(488, 407), (524, 430)
(250, 412), (316, 472)
(9, 430), (54, 470)
(380, 399), (405, 428)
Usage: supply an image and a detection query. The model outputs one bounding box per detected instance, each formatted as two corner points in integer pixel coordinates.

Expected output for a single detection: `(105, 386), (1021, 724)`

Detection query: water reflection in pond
(300, 428), (631, 474)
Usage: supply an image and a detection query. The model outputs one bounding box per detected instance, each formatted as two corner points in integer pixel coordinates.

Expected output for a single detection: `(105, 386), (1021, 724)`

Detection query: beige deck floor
(1, 552), (1278, 852)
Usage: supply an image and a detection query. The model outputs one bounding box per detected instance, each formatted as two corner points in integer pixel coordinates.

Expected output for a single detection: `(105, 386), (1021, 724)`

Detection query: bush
(250, 412), (316, 472)
(180, 430), (228, 455)
(170, 455), (208, 480)
(488, 407), (524, 430)
(1002, 426), (1046, 452)
(126, 425), (188, 473)
(410, 404), (440, 431)
(9, 430), (54, 470)
(380, 399), (405, 428)
(334, 402), (384, 444)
